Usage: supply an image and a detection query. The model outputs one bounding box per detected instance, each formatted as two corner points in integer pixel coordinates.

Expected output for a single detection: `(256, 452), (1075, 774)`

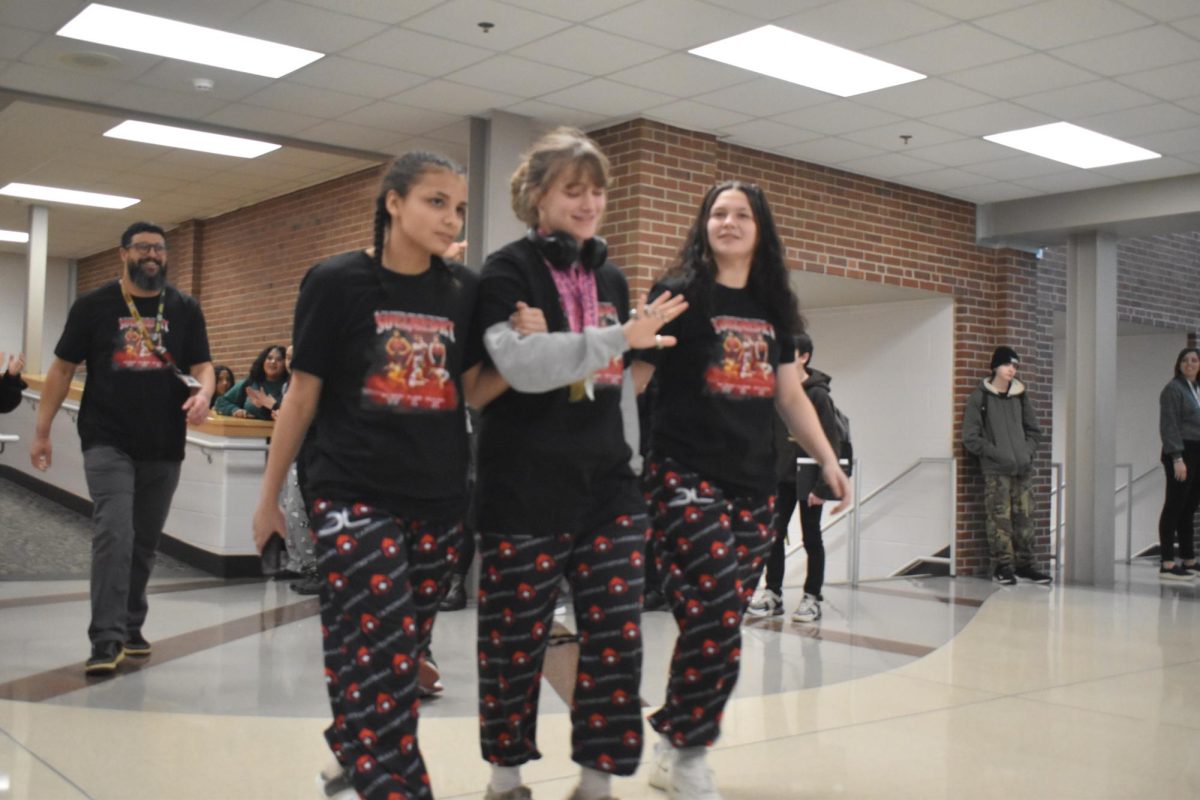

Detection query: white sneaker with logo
(745, 589), (783, 617)
(792, 593), (821, 623)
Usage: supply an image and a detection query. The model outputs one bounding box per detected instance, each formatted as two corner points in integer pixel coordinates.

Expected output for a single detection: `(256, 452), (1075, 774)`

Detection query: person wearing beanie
(962, 346), (1052, 585)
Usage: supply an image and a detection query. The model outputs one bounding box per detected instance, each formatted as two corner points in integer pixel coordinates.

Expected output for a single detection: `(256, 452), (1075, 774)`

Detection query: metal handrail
(0, 432), (17, 455)
(1051, 461), (1162, 566)
(789, 456), (957, 585)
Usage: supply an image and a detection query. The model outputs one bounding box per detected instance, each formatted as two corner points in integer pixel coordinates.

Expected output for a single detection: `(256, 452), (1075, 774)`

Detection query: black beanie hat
(991, 346), (1019, 370)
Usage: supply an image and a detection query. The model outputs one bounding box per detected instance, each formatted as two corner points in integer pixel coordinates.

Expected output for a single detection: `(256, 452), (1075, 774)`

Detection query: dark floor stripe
(853, 584), (985, 607)
(0, 598), (319, 703)
(0, 578), (261, 611)
(743, 616), (935, 658)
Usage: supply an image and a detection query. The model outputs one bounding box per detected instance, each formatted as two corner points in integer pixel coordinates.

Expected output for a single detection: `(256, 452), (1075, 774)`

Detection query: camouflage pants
(984, 473), (1035, 569)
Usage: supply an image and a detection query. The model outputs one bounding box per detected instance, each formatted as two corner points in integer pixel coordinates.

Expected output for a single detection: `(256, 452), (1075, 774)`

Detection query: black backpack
(831, 403), (853, 477)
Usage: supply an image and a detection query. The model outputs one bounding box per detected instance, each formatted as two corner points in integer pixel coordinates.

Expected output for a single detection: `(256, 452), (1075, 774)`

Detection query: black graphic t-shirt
(55, 282), (211, 461)
(639, 278), (795, 496)
(291, 250), (482, 522)
(472, 237), (642, 536)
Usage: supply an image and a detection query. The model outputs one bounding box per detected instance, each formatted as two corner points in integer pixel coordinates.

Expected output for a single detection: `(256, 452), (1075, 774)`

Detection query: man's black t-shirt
(55, 281), (211, 462)
(639, 277), (795, 496)
(290, 250), (482, 522)
(473, 237), (642, 536)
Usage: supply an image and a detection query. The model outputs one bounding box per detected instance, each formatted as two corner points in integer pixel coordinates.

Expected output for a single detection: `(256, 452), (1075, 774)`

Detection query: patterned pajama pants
(477, 512), (648, 776)
(313, 500), (463, 800)
(643, 458), (777, 748)
(983, 473), (1035, 569)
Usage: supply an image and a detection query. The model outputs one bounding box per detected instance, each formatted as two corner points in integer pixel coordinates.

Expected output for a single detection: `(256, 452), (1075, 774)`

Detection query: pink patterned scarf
(547, 262), (599, 333)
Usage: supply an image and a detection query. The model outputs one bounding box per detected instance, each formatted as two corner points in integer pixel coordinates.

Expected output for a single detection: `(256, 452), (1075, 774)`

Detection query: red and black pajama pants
(643, 458), (777, 748)
(313, 500), (463, 800)
(477, 512), (648, 776)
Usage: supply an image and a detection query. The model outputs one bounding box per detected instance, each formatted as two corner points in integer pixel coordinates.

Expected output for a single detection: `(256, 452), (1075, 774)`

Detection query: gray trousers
(83, 445), (181, 645)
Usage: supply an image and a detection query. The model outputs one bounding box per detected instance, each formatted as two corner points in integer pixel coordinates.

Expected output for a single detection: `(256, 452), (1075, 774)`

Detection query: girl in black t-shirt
(631, 181), (851, 800)
(252, 152), (515, 800)
(472, 127), (685, 800)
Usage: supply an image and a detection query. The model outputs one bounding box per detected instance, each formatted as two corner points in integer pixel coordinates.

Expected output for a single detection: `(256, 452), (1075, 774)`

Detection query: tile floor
(2, 563), (1199, 799)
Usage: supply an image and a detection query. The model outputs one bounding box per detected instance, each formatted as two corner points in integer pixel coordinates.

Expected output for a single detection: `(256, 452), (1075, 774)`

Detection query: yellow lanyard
(120, 281), (171, 365)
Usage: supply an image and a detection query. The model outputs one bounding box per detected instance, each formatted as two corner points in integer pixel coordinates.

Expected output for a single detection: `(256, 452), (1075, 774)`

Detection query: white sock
(574, 766), (612, 799)
(489, 765), (522, 793)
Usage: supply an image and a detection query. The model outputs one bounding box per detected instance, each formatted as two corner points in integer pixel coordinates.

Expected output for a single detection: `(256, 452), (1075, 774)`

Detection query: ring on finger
(655, 334), (664, 349)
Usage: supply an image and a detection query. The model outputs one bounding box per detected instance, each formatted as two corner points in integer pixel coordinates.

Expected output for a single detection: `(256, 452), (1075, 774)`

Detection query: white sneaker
(670, 757), (723, 800)
(792, 593), (821, 623)
(745, 589), (782, 617)
(649, 740), (673, 791)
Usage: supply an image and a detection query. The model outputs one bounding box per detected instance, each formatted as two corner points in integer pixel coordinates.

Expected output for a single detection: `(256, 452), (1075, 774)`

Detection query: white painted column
(23, 204), (49, 374)
(466, 111), (538, 268)
(1064, 231), (1118, 586)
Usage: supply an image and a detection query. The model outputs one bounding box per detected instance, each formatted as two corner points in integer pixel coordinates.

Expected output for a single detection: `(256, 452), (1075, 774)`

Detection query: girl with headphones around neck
(472, 127), (685, 800)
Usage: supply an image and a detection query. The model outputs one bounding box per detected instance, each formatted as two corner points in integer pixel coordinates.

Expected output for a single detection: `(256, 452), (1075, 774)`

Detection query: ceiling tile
(233, 0), (386, 52)
(773, 101), (902, 136)
(854, 78), (993, 117)
(1128, 125), (1200, 155)
(1052, 25), (1200, 75)
(717, 119), (819, 149)
(955, 182), (1045, 202)
(644, 100), (750, 132)
(388, 80), (523, 116)
(244, 82), (373, 118)
(690, 77), (829, 117)
(105, 83), (230, 120)
(286, 57), (427, 99)
(974, 0), (1152, 50)
(112, 0), (264, 28)
(587, 0), (753, 50)
(447, 54), (590, 96)
(297, 120), (398, 150)
(538, 78), (674, 116)
(777, 0), (955, 50)
(0, 0), (111, 33)
(1079, 102), (1200, 138)
(0, 25), (39, 60)
(502, 99), (609, 129)
(1091, 155), (1199, 181)
(0, 61), (126, 104)
(776, 137), (884, 165)
(866, 24), (1031, 74)
(1117, 0), (1200, 22)
(497, 0), (641, 22)
(701, 0), (828, 20)
(1118, 60), (1200, 101)
(966, 154), (1072, 180)
(1013, 170), (1120, 193)
(1014, 79), (1157, 118)
(343, 28), (494, 76)
(945, 54), (1098, 97)
(841, 120), (961, 149)
(291, 0), (442, 25)
(1175, 14), (1200, 37)
(204, 102), (325, 136)
(423, 119), (471, 145)
(905, 138), (1014, 167)
(509, 25), (668, 76)
(839, 151), (943, 179)
(925, 102), (1054, 137)
(134, 60), (274, 102)
(909, 0), (1035, 18)
(608, 53), (753, 98)
(902, 167), (995, 192)
(340, 101), (459, 136)
(403, 0), (571, 50)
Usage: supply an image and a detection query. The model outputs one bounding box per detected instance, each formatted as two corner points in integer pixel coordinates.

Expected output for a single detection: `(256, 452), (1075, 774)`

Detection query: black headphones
(526, 228), (607, 272)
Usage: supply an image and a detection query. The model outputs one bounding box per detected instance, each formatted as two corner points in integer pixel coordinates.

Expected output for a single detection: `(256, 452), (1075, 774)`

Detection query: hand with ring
(623, 290), (688, 350)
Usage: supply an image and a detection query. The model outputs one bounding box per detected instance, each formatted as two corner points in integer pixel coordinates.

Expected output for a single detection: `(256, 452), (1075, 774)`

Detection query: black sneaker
(439, 574), (466, 611)
(1159, 563), (1194, 582)
(993, 565), (1016, 585)
(321, 764), (353, 798)
(1015, 565), (1052, 584)
(289, 571), (322, 595)
(85, 641), (125, 675)
(124, 631), (152, 657)
(1184, 562), (1200, 577)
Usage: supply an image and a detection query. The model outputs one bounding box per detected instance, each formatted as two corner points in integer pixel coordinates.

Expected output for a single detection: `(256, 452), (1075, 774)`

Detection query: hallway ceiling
(2, 0), (1200, 258)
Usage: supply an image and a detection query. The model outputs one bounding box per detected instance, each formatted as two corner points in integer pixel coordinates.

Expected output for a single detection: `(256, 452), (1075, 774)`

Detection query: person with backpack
(748, 332), (844, 622)
(961, 345), (1052, 585)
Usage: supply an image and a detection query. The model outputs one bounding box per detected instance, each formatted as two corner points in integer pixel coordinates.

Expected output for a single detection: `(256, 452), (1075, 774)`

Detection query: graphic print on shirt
(705, 315), (776, 398)
(593, 302), (624, 389)
(362, 310), (458, 412)
(112, 317), (171, 371)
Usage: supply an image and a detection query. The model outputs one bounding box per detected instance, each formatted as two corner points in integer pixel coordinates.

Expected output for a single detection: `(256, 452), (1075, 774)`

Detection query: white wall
(779, 297), (956, 584)
(1053, 330), (1182, 560)
(0, 251), (73, 371)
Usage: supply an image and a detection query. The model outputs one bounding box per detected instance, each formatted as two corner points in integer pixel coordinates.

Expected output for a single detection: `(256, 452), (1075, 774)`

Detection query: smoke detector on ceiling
(192, 78), (215, 92)
(60, 51), (120, 70)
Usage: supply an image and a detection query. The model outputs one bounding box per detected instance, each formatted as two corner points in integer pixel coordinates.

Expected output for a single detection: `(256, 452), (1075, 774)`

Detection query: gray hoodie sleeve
(1161, 382), (1185, 459)
(484, 320), (629, 394)
(621, 367), (643, 475)
(961, 389), (989, 457)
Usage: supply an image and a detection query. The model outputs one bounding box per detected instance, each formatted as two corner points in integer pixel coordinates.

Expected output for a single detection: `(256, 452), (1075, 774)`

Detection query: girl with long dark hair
(213, 345), (286, 419)
(1158, 347), (1200, 581)
(631, 180), (850, 800)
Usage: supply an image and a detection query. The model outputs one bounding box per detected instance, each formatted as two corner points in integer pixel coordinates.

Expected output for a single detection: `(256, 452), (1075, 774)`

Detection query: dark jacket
(774, 367), (841, 496)
(1159, 376), (1200, 459)
(962, 377), (1042, 476)
(214, 377), (284, 420)
(0, 371), (26, 414)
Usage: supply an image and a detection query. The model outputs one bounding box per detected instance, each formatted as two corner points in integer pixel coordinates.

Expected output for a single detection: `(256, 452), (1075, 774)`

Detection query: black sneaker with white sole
(1015, 565), (1052, 584)
(1159, 563), (1194, 582)
(124, 631), (152, 657)
(993, 565), (1017, 586)
(85, 641), (125, 675)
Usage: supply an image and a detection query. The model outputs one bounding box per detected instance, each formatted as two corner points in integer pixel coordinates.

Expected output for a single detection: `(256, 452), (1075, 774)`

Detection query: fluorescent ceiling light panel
(0, 230), (30, 243)
(57, 3), (323, 79)
(689, 25), (924, 97)
(105, 120), (280, 158)
(0, 183), (139, 209)
(984, 122), (1160, 168)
